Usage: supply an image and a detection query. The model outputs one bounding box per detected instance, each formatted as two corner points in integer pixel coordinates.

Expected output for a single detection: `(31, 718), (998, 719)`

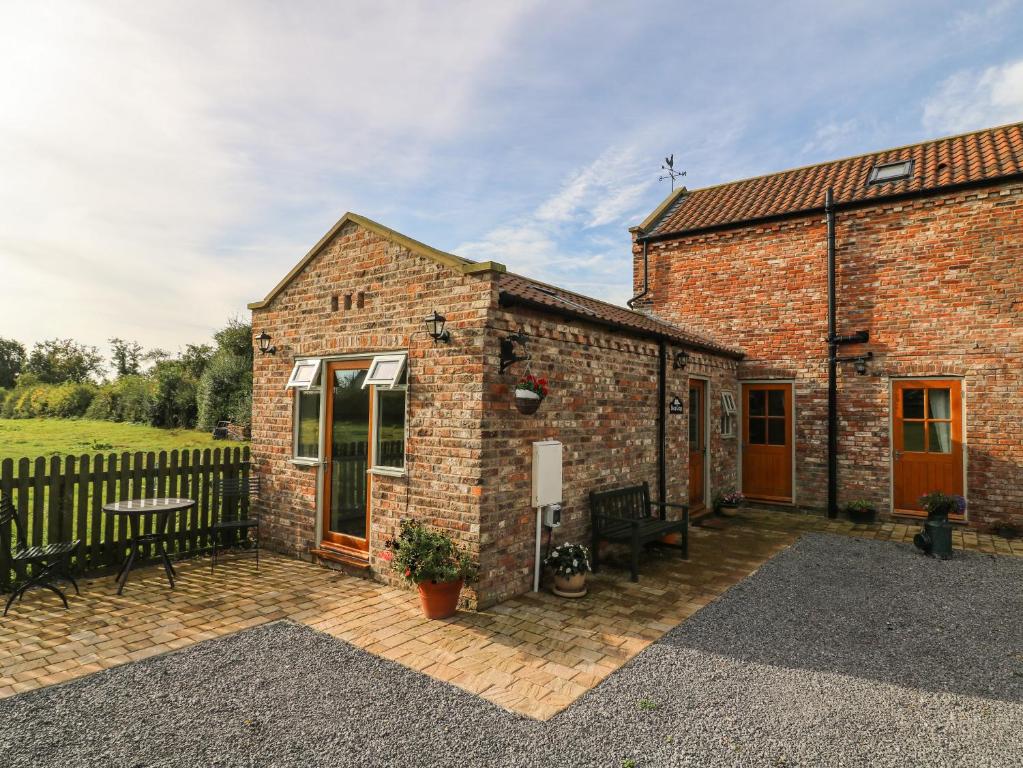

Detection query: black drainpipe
(826, 188), (838, 519)
(657, 341), (667, 504)
(627, 239), (650, 309)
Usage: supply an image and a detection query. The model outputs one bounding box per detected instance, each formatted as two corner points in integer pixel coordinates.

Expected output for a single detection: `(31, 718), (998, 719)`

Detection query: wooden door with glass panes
(741, 383), (793, 502)
(892, 380), (963, 516)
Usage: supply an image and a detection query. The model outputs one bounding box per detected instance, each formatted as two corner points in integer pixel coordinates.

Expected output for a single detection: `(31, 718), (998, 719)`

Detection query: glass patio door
(323, 360), (372, 553)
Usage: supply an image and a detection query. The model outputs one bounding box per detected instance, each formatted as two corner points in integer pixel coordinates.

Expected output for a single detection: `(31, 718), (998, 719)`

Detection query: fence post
(0, 458), (13, 591)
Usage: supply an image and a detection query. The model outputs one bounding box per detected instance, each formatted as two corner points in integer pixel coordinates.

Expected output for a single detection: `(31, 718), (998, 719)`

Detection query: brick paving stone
(2, 508), (1020, 720)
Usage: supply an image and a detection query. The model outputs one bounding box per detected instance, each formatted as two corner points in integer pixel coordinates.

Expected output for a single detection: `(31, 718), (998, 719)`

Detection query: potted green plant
(544, 542), (591, 598)
(514, 374), (548, 415)
(844, 499), (877, 524)
(714, 489), (744, 517)
(384, 519), (477, 619)
(919, 491), (967, 522)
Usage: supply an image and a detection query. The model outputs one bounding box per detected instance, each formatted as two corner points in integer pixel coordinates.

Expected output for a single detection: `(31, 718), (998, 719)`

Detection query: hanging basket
(514, 388), (544, 415)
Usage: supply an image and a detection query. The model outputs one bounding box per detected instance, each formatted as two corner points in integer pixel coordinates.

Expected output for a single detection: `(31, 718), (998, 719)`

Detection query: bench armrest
(649, 500), (688, 520)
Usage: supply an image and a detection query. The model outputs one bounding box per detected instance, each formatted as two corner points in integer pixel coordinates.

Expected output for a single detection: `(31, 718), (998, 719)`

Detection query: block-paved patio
(2, 508), (1021, 720)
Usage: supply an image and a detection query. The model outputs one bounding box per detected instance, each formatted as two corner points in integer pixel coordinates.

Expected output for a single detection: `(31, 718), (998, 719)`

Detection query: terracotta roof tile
(645, 122), (1023, 236)
(497, 272), (743, 358)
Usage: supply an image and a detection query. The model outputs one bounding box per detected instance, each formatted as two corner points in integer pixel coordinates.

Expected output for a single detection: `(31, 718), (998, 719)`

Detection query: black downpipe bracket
(826, 188), (838, 519)
(657, 341), (667, 505)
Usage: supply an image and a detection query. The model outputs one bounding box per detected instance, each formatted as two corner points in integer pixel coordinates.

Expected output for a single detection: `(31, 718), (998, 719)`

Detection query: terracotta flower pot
(417, 578), (463, 619)
(514, 388), (543, 415)
(552, 572), (587, 598)
(718, 504), (739, 518)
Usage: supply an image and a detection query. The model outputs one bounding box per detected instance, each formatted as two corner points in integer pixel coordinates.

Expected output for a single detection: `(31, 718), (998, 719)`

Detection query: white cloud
(922, 58), (1023, 135)
(0, 0), (538, 353)
(800, 119), (860, 157)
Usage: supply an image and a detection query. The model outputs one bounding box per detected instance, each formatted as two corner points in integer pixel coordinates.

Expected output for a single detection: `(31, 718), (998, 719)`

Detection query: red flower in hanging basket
(514, 373), (548, 414)
(516, 373), (549, 398)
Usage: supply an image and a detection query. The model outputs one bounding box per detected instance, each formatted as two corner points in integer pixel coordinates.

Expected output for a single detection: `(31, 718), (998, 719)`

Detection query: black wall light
(256, 331), (276, 355)
(424, 310), (451, 343)
(672, 350), (689, 370)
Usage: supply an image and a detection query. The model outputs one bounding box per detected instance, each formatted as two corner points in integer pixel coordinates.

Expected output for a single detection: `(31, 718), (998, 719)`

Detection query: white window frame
(286, 358), (322, 390)
(720, 391), (738, 438)
(292, 384), (322, 464)
(370, 376), (408, 476)
(362, 354), (407, 390)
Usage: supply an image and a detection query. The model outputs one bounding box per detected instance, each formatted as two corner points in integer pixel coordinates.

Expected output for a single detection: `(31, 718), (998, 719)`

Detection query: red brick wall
(479, 304), (738, 604)
(250, 220), (493, 605)
(250, 218), (740, 608)
(635, 180), (1023, 530)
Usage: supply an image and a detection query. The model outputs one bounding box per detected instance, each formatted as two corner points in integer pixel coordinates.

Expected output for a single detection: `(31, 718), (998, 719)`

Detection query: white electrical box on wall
(532, 440), (563, 507)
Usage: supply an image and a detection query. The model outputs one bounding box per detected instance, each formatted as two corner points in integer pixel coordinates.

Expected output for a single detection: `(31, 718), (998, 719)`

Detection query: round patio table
(103, 497), (195, 594)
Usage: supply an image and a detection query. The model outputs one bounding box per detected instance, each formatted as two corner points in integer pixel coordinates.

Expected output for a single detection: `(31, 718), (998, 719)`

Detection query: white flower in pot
(544, 542), (591, 598)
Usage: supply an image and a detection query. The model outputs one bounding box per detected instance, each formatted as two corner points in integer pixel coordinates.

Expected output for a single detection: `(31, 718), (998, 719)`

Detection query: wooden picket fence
(0, 447), (250, 592)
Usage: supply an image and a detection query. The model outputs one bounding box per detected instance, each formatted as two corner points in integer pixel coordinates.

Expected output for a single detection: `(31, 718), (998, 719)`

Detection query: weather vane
(659, 154), (686, 191)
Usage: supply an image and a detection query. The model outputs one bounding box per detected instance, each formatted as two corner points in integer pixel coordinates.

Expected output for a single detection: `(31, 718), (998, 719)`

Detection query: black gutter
(636, 173), (1023, 243)
(497, 291), (744, 359)
(826, 189), (838, 520)
(657, 341), (667, 505)
(626, 239), (649, 309)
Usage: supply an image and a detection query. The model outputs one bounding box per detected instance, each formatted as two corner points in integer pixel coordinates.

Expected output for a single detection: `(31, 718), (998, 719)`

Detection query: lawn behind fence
(0, 418), (245, 462)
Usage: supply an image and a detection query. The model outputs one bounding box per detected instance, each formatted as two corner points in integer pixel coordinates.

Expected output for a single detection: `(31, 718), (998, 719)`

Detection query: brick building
(248, 213), (740, 607)
(630, 121), (1023, 531)
(249, 121), (1021, 607)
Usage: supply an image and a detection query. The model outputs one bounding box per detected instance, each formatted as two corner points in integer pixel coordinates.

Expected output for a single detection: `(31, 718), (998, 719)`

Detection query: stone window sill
(289, 457), (320, 468)
(369, 466), (406, 478)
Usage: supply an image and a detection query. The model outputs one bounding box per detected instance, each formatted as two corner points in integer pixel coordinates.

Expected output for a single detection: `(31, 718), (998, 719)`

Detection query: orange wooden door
(322, 360), (373, 555)
(742, 383), (793, 502)
(893, 380), (963, 516)
(688, 380), (706, 511)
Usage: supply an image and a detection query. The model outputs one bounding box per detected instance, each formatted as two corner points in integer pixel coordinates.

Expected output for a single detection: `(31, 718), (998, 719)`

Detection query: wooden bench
(589, 482), (689, 582)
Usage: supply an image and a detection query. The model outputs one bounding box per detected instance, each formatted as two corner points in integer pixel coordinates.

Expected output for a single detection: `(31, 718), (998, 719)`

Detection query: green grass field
(0, 418), (247, 463)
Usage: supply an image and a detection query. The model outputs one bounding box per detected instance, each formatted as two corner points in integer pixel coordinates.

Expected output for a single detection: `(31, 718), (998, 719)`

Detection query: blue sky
(2, 0), (1022, 357)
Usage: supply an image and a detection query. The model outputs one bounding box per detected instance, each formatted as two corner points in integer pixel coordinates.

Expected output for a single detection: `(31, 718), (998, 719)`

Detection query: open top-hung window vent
(285, 359), (322, 390)
(867, 159), (914, 185)
(720, 391), (738, 437)
(362, 354), (407, 389)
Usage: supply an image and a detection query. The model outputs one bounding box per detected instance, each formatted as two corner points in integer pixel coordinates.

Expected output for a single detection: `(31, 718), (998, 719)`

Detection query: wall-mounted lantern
(837, 350), (873, 375)
(256, 331), (276, 355)
(424, 310), (451, 343)
(673, 350), (689, 370)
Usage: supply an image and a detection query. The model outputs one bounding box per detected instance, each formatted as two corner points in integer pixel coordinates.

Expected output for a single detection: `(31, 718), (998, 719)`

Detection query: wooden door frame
(888, 376), (967, 520)
(738, 380), (796, 505)
(321, 359), (374, 557)
(688, 376), (710, 512)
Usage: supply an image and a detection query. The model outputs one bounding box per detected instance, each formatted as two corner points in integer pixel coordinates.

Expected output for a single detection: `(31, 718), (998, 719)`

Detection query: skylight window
(867, 159), (914, 185)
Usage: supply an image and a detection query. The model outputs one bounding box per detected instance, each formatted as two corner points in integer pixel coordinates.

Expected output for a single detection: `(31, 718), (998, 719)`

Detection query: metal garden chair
(210, 475), (260, 572)
(2, 493), (81, 616)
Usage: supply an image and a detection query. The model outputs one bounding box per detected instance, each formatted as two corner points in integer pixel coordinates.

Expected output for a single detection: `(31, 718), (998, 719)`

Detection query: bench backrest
(589, 482), (652, 520)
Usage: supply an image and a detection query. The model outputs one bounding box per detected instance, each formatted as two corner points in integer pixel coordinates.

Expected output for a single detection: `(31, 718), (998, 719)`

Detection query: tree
(25, 339), (104, 384)
(109, 338), (144, 378)
(196, 319), (253, 429)
(179, 343), (214, 379)
(0, 337), (26, 388)
(213, 317), (253, 362)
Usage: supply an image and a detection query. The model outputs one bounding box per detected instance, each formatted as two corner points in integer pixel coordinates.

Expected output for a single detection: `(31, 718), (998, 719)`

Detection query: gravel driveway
(3, 534), (1022, 767)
